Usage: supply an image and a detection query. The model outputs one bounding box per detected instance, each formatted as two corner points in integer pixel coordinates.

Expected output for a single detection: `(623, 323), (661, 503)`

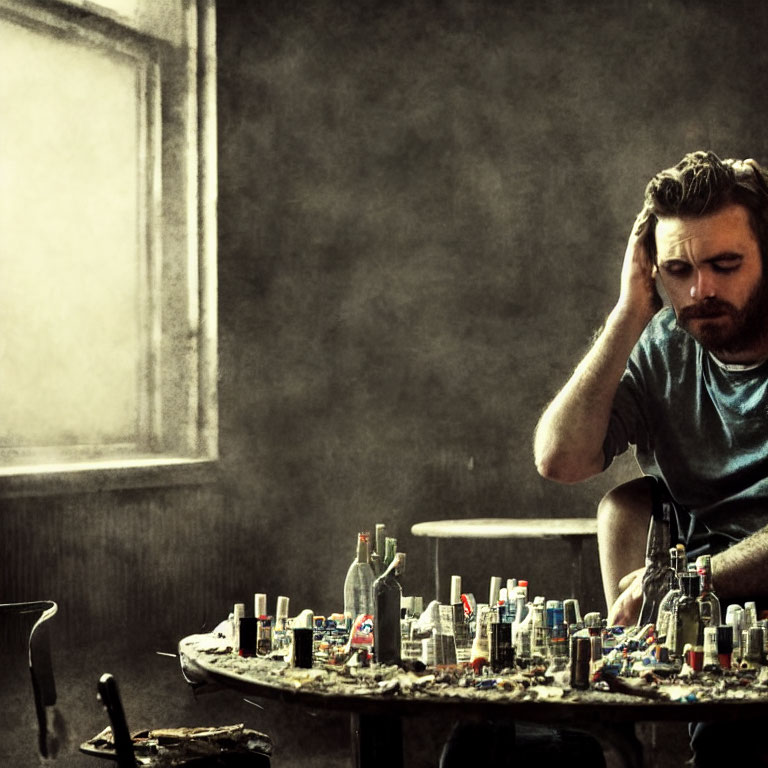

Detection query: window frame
(0, 0), (218, 495)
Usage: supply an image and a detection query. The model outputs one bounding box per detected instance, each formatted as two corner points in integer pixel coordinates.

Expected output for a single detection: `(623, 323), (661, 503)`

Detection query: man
(534, 150), (768, 766)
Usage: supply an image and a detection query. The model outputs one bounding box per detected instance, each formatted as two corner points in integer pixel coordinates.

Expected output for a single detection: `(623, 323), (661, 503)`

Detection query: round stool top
(410, 518), (597, 539)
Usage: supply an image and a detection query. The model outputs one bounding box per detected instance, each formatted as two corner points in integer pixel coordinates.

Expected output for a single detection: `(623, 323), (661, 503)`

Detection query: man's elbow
(534, 446), (601, 484)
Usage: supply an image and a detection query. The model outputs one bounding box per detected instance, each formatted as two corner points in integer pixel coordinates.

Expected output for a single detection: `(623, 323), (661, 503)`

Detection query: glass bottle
(655, 545), (687, 641)
(670, 573), (701, 657)
(696, 554), (721, 628)
(726, 604), (745, 662)
(373, 551), (405, 665)
(343, 532), (375, 625)
(530, 601), (548, 658)
(637, 507), (673, 626)
(511, 581), (528, 643)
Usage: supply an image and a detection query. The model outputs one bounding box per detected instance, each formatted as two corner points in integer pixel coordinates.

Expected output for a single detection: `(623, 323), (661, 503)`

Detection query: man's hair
(643, 150), (768, 264)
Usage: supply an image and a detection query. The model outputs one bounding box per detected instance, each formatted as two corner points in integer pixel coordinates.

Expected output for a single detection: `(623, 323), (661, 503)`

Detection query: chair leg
(97, 674), (137, 768)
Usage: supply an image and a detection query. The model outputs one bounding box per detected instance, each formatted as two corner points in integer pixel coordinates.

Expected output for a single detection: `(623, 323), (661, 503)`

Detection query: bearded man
(534, 150), (768, 767)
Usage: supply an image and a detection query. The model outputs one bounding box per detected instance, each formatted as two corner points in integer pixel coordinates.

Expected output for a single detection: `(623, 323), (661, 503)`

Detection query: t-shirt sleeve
(603, 343), (653, 469)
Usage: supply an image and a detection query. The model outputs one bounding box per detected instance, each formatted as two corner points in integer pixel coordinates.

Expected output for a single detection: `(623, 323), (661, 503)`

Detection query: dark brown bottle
(373, 552), (405, 665)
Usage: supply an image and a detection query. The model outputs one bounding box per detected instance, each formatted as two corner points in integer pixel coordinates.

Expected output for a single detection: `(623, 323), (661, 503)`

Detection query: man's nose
(689, 270), (715, 300)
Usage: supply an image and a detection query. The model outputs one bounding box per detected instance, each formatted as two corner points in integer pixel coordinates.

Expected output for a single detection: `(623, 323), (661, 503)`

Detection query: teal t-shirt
(604, 307), (768, 551)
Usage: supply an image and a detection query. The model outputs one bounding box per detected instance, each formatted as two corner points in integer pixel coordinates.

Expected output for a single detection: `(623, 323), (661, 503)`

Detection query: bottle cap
(254, 593), (267, 618)
(355, 531), (371, 562)
(450, 575), (462, 605)
(563, 599), (581, 625)
(375, 523), (387, 555)
(488, 576), (502, 606)
(584, 611), (602, 629)
(295, 608), (314, 629)
(276, 596), (290, 620)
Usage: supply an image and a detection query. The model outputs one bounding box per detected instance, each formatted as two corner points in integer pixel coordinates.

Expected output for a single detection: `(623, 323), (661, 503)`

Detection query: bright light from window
(0, 17), (141, 448)
(98, 0), (139, 17)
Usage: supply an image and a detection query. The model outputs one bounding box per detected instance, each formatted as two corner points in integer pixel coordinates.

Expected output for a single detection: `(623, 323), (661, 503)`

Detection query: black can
(490, 622), (514, 672)
(239, 617), (258, 657)
(570, 636), (591, 690)
(292, 628), (314, 668)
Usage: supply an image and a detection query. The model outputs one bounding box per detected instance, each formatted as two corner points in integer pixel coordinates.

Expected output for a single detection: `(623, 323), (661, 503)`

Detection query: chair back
(0, 600), (59, 758)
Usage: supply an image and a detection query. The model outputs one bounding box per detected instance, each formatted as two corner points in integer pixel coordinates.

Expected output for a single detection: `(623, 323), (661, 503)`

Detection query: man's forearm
(534, 304), (650, 483)
(712, 525), (768, 601)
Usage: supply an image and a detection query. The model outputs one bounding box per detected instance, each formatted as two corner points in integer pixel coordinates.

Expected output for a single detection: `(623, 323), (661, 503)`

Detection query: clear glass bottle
(373, 551), (404, 665)
(343, 532), (375, 625)
(530, 602), (548, 658)
(638, 509), (673, 626)
(671, 573), (701, 657)
(655, 545), (687, 641)
(696, 554), (721, 628)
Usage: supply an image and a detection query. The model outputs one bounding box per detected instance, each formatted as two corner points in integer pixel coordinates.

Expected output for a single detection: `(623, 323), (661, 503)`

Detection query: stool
(411, 518), (598, 601)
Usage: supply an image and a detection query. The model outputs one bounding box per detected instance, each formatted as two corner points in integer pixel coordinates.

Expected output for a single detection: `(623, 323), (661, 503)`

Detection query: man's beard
(677, 277), (768, 358)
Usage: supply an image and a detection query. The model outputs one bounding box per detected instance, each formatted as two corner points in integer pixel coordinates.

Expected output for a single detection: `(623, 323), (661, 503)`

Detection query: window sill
(0, 457), (220, 498)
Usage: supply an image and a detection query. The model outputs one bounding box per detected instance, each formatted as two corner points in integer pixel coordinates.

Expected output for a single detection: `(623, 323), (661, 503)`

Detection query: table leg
(585, 721), (644, 768)
(433, 538), (440, 603)
(568, 537), (584, 600)
(350, 712), (403, 768)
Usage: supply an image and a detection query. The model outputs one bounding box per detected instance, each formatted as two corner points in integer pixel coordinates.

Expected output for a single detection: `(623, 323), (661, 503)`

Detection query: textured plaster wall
(216, 0), (768, 616)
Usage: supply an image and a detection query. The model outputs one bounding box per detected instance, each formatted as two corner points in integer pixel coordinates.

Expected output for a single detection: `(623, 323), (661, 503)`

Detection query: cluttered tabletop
(178, 527), (768, 724)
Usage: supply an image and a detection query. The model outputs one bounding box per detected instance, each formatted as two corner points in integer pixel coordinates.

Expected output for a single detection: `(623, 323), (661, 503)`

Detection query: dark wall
(216, 0), (768, 612)
(3, 1), (768, 765)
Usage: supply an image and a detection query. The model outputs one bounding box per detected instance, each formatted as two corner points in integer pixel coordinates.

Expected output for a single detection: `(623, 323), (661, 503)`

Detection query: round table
(178, 631), (768, 768)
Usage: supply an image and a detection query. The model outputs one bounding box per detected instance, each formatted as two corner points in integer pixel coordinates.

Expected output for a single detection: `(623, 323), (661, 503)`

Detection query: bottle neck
(645, 515), (672, 563)
(383, 537), (397, 569)
(696, 555), (714, 593)
(356, 533), (370, 564)
(679, 573), (700, 599)
(374, 524), (387, 559)
(385, 551), (405, 579)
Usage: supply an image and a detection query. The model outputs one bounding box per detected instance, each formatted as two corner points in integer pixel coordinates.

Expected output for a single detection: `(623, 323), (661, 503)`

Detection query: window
(0, 0), (217, 489)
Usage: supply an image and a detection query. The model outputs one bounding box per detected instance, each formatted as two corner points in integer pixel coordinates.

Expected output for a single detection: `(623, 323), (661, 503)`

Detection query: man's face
(655, 203), (768, 363)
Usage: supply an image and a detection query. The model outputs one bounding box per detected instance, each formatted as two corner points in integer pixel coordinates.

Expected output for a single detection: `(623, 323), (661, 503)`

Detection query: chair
(80, 672), (272, 766)
(0, 600), (62, 759)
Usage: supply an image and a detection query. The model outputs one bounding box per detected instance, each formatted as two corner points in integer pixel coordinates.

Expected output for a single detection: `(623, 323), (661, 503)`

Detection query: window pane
(0, 15), (143, 449)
